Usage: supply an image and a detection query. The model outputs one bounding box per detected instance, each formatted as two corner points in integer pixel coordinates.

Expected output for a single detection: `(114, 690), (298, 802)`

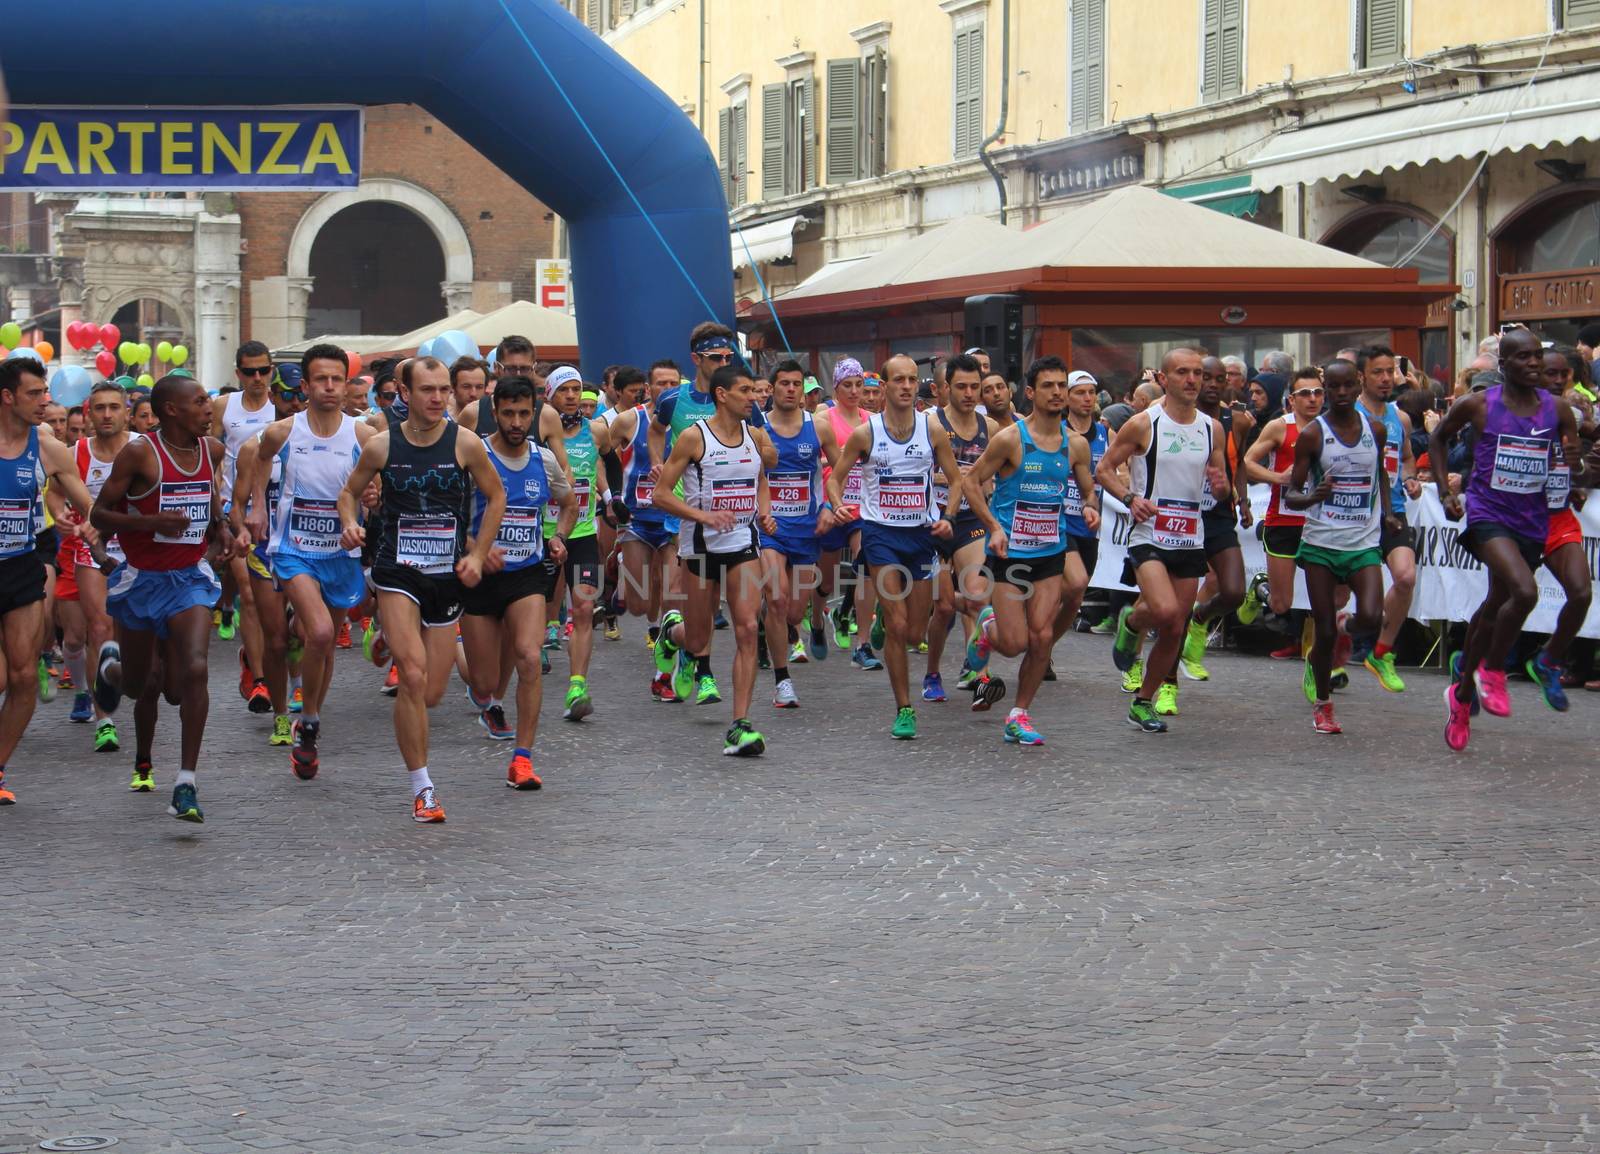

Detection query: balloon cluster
(417, 330), (478, 364)
(0, 322), (54, 366)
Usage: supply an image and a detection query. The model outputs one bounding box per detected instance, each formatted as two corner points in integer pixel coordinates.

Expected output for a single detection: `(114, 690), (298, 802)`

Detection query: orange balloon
(33, 341), (54, 362)
(347, 351), (362, 377)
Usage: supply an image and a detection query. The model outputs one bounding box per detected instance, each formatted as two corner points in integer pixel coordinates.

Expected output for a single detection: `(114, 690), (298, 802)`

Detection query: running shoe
(290, 721), (319, 780)
(36, 656), (54, 703)
(1312, 702), (1342, 735)
(563, 678), (594, 722)
(694, 674), (721, 706)
(1526, 653), (1569, 712)
(723, 718), (766, 756)
(1236, 574), (1268, 626)
(380, 665), (399, 697)
(603, 617), (621, 642)
(480, 704), (514, 739)
(1449, 651), (1481, 718)
(413, 786), (446, 823)
(891, 706), (917, 740)
(654, 610), (682, 676)
(711, 608), (728, 630)
(851, 645), (883, 671)
(955, 662), (981, 690)
(286, 633), (304, 665)
(756, 637), (771, 670)
(289, 687), (304, 713)
(921, 672), (947, 702)
(966, 606), (994, 670)
(506, 753), (542, 790)
(650, 671), (679, 703)
(169, 782), (203, 823)
(543, 622), (561, 651)
(1154, 681), (1179, 716)
(869, 608), (886, 652)
(247, 679), (273, 714)
(1042, 661), (1057, 682)
(1443, 684), (1472, 752)
(563, 620), (574, 640)
(808, 630), (828, 662)
(129, 761), (154, 792)
(1111, 604), (1140, 672)
(1301, 659), (1318, 705)
(1474, 667), (1512, 718)
(772, 678), (799, 708)
(1127, 698), (1167, 733)
(217, 611), (236, 642)
(238, 648), (253, 700)
(0, 772), (11, 805)
(789, 640), (809, 665)
(362, 620), (389, 666)
(1364, 650), (1406, 693)
(1268, 643), (1299, 660)
(849, 618), (859, 636)
(970, 674), (1007, 712)
(672, 649), (695, 702)
(1332, 623), (1353, 672)
(1088, 615), (1115, 635)
(1179, 618), (1210, 681)
(1002, 710), (1044, 746)
(832, 605), (851, 651)
(335, 621), (352, 649)
(541, 650), (551, 675)
(270, 715), (293, 746)
(56, 671), (74, 691)
(1119, 659), (1144, 694)
(1329, 668), (1350, 690)
(69, 692), (93, 723)
(94, 719), (119, 753)
(466, 685), (491, 710)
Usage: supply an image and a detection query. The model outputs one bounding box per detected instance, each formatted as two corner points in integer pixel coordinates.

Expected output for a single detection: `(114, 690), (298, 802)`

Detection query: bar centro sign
(1036, 149), (1143, 202)
(0, 107), (362, 190)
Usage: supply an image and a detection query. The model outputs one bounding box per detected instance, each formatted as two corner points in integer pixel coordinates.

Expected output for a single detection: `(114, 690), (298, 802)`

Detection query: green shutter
(1084, 0), (1105, 129)
(718, 106), (734, 206)
(1069, 1), (1088, 131)
(1218, 0), (1243, 98)
(801, 74), (817, 192)
(733, 101), (748, 206)
(826, 59), (861, 184)
(1565, 0), (1600, 27)
(585, 0), (602, 34)
(1202, 0), (1221, 102)
(1363, 0), (1403, 66)
(953, 25), (984, 157)
(761, 83), (786, 200)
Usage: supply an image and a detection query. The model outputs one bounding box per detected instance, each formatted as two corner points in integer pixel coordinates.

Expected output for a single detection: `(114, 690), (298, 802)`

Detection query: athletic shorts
(618, 518), (676, 552)
(1123, 543), (1209, 583)
(558, 533), (602, 590)
(1381, 511), (1417, 557)
(933, 514), (987, 561)
(1462, 521), (1545, 572)
(1069, 534), (1099, 581)
(35, 528), (58, 572)
(1202, 509), (1241, 558)
(759, 529), (821, 568)
(371, 563), (465, 628)
(463, 562), (555, 618)
(1296, 541), (1383, 584)
(0, 551), (47, 618)
(1262, 523), (1304, 560)
(106, 561), (221, 638)
(681, 546), (760, 582)
(985, 549), (1068, 588)
(816, 519), (861, 555)
(858, 521), (939, 582)
(272, 553), (367, 610)
(246, 545), (273, 582)
(1546, 508), (1583, 555)
(54, 542), (79, 602)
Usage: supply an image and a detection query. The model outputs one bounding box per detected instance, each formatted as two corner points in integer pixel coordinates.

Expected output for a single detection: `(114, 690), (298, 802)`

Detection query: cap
(273, 363), (303, 394)
(545, 365), (582, 398)
(580, 390), (600, 403)
(803, 376), (821, 393)
(1067, 370), (1098, 388)
(862, 373), (883, 388)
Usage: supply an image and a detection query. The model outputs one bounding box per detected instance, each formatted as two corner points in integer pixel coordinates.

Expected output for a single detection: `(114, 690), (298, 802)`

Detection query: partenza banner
(0, 107), (362, 190)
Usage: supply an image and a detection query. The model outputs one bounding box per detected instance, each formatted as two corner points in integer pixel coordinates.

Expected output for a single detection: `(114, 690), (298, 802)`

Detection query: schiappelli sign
(0, 106), (363, 191)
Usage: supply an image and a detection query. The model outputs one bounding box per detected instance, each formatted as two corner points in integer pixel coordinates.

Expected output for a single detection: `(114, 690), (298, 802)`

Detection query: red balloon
(98, 323), (120, 351)
(95, 350), (116, 377)
(347, 351), (363, 378)
(65, 322), (79, 350)
(74, 322), (92, 350)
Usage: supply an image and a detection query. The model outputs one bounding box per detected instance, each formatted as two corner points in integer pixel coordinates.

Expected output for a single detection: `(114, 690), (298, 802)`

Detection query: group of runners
(0, 322), (1589, 825)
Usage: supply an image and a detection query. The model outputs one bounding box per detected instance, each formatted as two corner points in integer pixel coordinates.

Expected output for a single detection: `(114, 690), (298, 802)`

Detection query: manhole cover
(40, 1139), (118, 1151)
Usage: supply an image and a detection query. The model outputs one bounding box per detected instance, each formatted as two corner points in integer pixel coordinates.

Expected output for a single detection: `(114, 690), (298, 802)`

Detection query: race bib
(1491, 434), (1549, 494)
(768, 471), (812, 519)
(1382, 441), (1401, 479)
(1200, 472), (1218, 514)
(395, 514), (457, 574)
(1152, 498), (1202, 550)
(553, 477), (593, 522)
(154, 480), (210, 545)
(632, 475), (655, 508)
(1010, 499), (1062, 551)
(103, 534), (126, 565)
(287, 497), (343, 555)
(1063, 475), (1086, 520)
(841, 464), (864, 504)
(0, 497), (32, 555)
(1548, 463), (1571, 511)
(709, 477), (757, 517)
(496, 505), (543, 566)
(1323, 474), (1373, 524)
(876, 474), (928, 525)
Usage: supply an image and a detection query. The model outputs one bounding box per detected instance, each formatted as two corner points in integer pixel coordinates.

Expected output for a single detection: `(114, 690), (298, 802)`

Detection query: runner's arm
(457, 430), (505, 571)
(210, 394), (228, 439)
(1242, 419), (1285, 485)
(244, 417), (292, 545)
(824, 422), (871, 510)
(1396, 409), (1421, 497)
(1096, 413), (1151, 506)
(1558, 398), (1585, 489)
(965, 425), (1021, 538)
(207, 437), (239, 558)
(1282, 424), (1326, 511)
(1373, 422), (1396, 521)
(40, 434), (94, 525)
(815, 418), (842, 471)
(231, 436), (259, 538)
(543, 446), (580, 542)
(927, 424), (964, 531)
(338, 434), (389, 548)
(1070, 433), (1101, 532)
(1428, 393), (1482, 517)
(90, 439), (178, 537)
(641, 427), (710, 526)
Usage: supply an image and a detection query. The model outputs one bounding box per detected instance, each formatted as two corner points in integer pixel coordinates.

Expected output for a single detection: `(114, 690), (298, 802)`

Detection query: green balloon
(118, 342), (135, 363)
(136, 343), (152, 364)
(170, 345), (189, 367)
(136, 373), (154, 389)
(156, 340), (174, 362)
(0, 322), (20, 349)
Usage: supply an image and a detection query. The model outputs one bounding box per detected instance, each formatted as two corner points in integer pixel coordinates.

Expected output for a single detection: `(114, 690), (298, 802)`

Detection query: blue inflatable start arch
(1, 0), (734, 378)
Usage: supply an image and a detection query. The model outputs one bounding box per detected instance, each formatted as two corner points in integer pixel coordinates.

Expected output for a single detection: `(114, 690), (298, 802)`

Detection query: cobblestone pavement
(2, 624), (1597, 1154)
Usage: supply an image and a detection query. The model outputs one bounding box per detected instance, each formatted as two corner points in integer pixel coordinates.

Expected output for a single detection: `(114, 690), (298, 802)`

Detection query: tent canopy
(458, 300), (578, 351)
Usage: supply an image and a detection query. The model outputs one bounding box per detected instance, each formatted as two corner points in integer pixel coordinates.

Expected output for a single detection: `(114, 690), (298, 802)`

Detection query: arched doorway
(1493, 183), (1600, 343)
(1323, 205), (1454, 385)
(111, 297), (187, 349)
(306, 202), (446, 336)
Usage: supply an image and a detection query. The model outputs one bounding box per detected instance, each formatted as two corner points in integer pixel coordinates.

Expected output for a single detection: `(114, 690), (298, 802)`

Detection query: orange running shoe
(0, 771), (13, 805)
(413, 786), (445, 822)
(505, 753), (542, 790)
(336, 621), (352, 649)
(381, 663), (399, 696)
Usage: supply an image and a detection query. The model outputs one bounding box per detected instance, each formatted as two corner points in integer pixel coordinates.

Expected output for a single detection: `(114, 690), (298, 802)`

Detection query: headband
(545, 365), (582, 399)
(833, 357), (864, 385)
(692, 335), (734, 355)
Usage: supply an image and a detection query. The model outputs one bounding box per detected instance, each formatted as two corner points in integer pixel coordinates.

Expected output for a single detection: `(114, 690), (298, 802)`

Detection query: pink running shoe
(1474, 667), (1511, 718)
(1443, 685), (1472, 752)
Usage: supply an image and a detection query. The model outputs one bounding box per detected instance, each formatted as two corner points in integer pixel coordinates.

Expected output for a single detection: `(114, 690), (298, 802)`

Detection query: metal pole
(698, 0), (706, 133)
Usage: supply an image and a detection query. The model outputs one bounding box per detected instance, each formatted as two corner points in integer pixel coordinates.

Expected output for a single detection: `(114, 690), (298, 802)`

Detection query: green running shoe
(722, 718), (766, 757)
(217, 612), (236, 641)
(94, 719), (120, 753)
(672, 648), (695, 702)
(891, 705), (917, 740)
(694, 673), (721, 706)
(1179, 618), (1210, 681)
(1111, 604), (1140, 672)
(869, 607), (886, 652)
(269, 715), (293, 746)
(1365, 650), (1406, 693)
(1154, 681), (1179, 716)
(1236, 574), (1268, 626)
(36, 656), (55, 703)
(129, 761), (155, 792)
(563, 677), (593, 721)
(1301, 659), (1318, 705)
(168, 781), (203, 823)
(831, 604), (852, 651)
(654, 610), (682, 676)
(1127, 698), (1167, 733)
(1120, 658), (1144, 694)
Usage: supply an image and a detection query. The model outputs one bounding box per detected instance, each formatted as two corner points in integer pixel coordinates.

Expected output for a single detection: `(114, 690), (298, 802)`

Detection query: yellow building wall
(1408, 0), (1550, 56)
(1104, 0), (1203, 119)
(1245, 0), (1351, 90)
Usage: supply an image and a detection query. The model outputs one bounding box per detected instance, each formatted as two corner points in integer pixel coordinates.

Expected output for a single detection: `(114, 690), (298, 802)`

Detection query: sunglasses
(378, 392), (398, 402)
(1292, 387), (1324, 398)
(697, 352), (735, 363)
(239, 365), (275, 377)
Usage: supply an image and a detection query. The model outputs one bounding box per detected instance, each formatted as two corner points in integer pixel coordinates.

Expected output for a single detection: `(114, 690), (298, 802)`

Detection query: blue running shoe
(921, 673), (946, 702)
(966, 606), (994, 672)
(851, 645), (883, 671)
(1002, 710), (1045, 746)
(69, 692), (93, 723)
(168, 782), (204, 823)
(1526, 652), (1570, 712)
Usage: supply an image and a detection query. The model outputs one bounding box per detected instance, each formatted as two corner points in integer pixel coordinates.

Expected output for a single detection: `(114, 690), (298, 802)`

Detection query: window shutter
(718, 106), (734, 205)
(1568, 0), (1600, 27)
(866, 48), (888, 177)
(952, 25), (984, 158)
(1202, 0), (1221, 102)
(585, 0), (602, 34)
(761, 83), (786, 200)
(826, 58), (861, 184)
(1362, 0), (1402, 66)
(733, 101), (749, 205)
(1218, 0), (1243, 98)
(801, 74), (817, 192)
(618, 0), (635, 18)
(1084, 0), (1105, 128)
(1069, 2), (1089, 132)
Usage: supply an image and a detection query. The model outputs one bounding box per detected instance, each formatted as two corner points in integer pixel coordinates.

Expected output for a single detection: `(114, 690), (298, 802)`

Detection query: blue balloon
(486, 348), (498, 368)
(7, 346), (43, 364)
(432, 330), (478, 364)
(415, 336), (437, 360)
(50, 365), (94, 408)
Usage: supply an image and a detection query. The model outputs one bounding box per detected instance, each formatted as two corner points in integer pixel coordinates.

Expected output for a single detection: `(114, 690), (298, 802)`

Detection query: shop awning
(1249, 68), (1600, 190)
(1162, 174), (1262, 218)
(732, 215), (804, 271)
